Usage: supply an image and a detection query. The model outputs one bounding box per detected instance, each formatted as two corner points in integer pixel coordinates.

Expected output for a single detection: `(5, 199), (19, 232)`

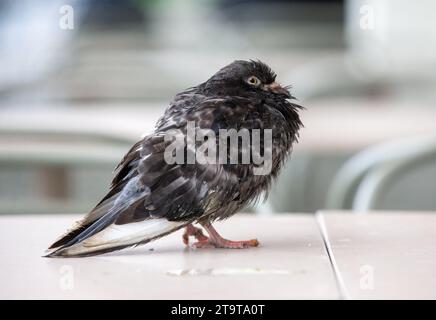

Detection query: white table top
(3, 211), (436, 300)
(318, 211), (436, 299)
(0, 214), (338, 300)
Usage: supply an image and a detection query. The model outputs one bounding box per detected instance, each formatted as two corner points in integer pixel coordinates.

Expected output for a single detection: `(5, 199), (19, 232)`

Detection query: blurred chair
(0, 128), (136, 214)
(353, 142), (436, 211)
(326, 137), (436, 210)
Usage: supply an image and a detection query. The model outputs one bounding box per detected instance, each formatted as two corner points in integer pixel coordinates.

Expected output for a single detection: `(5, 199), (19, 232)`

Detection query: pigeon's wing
(42, 126), (215, 256)
(46, 131), (216, 256)
(152, 96), (270, 220)
(112, 97), (252, 224)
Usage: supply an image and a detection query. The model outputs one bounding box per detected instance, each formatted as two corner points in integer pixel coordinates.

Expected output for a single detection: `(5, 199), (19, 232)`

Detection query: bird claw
(183, 224), (209, 246)
(191, 239), (217, 249)
(185, 222), (259, 249)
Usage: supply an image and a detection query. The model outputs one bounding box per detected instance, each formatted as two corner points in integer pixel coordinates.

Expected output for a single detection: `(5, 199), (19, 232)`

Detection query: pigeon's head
(203, 60), (292, 99)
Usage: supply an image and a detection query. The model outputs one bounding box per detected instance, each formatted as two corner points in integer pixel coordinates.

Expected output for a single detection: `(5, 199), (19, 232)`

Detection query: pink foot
(192, 222), (259, 249)
(182, 224), (209, 246)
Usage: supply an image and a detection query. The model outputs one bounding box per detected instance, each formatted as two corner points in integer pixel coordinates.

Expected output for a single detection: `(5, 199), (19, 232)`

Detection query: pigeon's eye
(247, 76), (261, 86)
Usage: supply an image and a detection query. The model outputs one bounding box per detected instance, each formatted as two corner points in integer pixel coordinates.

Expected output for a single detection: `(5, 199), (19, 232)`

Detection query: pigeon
(46, 60), (303, 257)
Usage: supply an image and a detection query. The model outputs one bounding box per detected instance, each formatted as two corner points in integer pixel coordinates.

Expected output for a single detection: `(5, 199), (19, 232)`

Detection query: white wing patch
(59, 219), (184, 256)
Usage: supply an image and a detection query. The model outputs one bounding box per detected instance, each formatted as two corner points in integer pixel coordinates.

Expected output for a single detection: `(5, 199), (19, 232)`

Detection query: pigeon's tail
(45, 218), (186, 258)
(45, 172), (188, 258)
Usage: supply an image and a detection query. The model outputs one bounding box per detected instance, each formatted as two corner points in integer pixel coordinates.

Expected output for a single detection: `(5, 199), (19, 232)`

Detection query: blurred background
(1, 0), (436, 215)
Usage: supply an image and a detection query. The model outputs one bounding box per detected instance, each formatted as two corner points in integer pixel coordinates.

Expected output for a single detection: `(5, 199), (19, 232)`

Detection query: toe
(192, 240), (215, 249)
(217, 239), (260, 249)
(246, 239), (259, 247)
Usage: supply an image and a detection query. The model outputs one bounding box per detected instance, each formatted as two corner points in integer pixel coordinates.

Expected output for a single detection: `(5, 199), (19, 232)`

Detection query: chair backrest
(352, 142), (436, 211)
(326, 137), (436, 210)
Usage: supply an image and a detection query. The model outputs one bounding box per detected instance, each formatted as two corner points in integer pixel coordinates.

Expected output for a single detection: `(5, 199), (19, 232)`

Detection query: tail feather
(45, 218), (186, 257)
(47, 194), (121, 250)
(47, 176), (156, 257)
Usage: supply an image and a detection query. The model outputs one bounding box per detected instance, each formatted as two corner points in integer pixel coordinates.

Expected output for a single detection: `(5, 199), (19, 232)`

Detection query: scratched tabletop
(0, 214), (338, 299)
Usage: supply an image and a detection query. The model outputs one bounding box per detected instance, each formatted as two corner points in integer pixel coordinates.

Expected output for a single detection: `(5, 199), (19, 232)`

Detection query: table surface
(317, 211), (436, 299)
(0, 214), (338, 300)
(1, 211), (436, 300)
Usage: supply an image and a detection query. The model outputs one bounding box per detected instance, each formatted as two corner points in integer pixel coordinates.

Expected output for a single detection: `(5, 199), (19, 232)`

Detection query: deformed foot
(182, 224), (209, 246)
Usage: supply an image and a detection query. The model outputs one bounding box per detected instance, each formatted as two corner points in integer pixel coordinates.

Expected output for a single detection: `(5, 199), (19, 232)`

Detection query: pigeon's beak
(264, 82), (291, 98)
